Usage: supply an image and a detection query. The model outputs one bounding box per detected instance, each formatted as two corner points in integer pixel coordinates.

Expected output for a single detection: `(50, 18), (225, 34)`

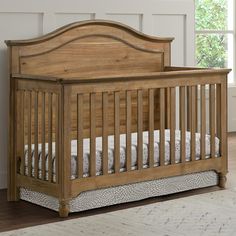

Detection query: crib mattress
(25, 129), (220, 178)
(20, 170), (218, 213)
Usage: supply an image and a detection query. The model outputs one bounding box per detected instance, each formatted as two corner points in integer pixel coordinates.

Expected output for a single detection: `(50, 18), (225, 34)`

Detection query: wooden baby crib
(6, 20), (230, 217)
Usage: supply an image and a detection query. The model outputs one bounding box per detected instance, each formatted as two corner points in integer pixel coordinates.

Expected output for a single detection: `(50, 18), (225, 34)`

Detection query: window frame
(195, 0), (236, 85)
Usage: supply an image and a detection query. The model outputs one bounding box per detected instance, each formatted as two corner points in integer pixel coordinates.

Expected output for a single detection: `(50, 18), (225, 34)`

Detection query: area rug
(1, 189), (236, 236)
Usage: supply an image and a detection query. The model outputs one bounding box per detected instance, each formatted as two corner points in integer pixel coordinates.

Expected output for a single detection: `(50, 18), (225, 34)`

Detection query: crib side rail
(12, 79), (62, 198)
(68, 71), (228, 197)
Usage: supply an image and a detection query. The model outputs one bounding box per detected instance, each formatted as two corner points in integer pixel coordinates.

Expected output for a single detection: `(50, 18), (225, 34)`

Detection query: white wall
(0, 0), (195, 189)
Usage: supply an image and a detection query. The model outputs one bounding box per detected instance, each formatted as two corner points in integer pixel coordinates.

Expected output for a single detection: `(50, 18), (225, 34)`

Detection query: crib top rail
(12, 67), (231, 84)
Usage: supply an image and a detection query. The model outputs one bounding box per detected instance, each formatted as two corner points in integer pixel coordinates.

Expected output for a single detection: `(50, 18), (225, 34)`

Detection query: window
(195, 0), (235, 84)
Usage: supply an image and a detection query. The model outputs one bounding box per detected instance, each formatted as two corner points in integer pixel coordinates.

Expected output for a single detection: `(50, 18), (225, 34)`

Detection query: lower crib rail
(71, 157), (224, 198)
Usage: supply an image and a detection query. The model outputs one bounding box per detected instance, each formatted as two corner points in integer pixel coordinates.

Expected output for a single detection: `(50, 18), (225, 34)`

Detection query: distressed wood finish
(179, 86), (186, 163)
(148, 89), (154, 168)
(77, 94), (84, 178)
(200, 85), (206, 160)
(6, 20), (230, 217)
(159, 88), (165, 166)
(126, 91), (132, 171)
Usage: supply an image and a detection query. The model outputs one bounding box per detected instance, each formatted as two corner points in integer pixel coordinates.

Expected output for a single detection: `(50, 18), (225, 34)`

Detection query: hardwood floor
(0, 133), (236, 233)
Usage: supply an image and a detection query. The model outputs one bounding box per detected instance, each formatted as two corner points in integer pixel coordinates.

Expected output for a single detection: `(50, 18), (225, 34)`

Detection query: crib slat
(77, 94), (84, 178)
(148, 89), (154, 168)
(179, 86), (186, 163)
(190, 86), (196, 161)
(90, 93), (96, 177)
(20, 91), (25, 175)
(34, 92), (39, 179)
(55, 94), (59, 183)
(195, 86), (198, 132)
(160, 88), (165, 166)
(28, 91), (32, 177)
(137, 90), (143, 170)
(126, 90), (132, 171)
(114, 91), (120, 173)
(187, 87), (190, 131)
(216, 84), (221, 140)
(209, 84), (216, 158)
(41, 92), (46, 180)
(200, 85), (206, 160)
(48, 93), (53, 182)
(170, 87), (176, 165)
(102, 92), (108, 175)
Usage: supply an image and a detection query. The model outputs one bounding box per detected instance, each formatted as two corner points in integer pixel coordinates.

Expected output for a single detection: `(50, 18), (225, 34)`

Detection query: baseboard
(0, 171), (7, 189)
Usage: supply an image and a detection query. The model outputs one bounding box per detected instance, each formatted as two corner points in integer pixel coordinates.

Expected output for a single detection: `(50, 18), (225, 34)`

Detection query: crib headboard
(6, 20), (174, 138)
(6, 20), (173, 78)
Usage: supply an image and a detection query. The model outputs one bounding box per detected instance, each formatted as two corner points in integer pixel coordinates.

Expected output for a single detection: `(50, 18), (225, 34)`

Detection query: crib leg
(59, 199), (70, 217)
(219, 173), (227, 189)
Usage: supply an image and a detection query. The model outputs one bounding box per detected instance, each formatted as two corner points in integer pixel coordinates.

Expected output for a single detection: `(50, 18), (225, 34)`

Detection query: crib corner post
(8, 77), (19, 202)
(58, 84), (72, 217)
(219, 172), (227, 189)
(59, 199), (70, 217)
(218, 77), (228, 189)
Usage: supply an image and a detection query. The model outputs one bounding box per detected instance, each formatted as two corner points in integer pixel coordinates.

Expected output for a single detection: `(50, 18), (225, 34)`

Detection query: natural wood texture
(90, 93), (96, 177)
(179, 86), (186, 163)
(209, 84), (216, 158)
(34, 91), (39, 179)
(6, 20), (172, 77)
(190, 86), (196, 161)
(6, 20), (230, 218)
(126, 91), (132, 171)
(41, 92), (46, 180)
(148, 89), (154, 168)
(159, 88), (165, 166)
(77, 94), (84, 178)
(102, 92), (109, 175)
(170, 87), (176, 165)
(137, 90), (143, 170)
(48, 93), (53, 182)
(114, 92), (120, 173)
(200, 85), (206, 160)
(27, 91), (32, 177)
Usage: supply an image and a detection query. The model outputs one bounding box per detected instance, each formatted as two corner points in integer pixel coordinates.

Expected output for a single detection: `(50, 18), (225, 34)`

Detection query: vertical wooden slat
(19, 91), (25, 175)
(190, 86), (196, 161)
(195, 86), (198, 132)
(187, 87), (190, 131)
(220, 80), (227, 167)
(179, 86), (186, 163)
(41, 92), (46, 180)
(48, 93), (53, 182)
(77, 94), (84, 178)
(34, 91), (39, 179)
(55, 94), (59, 183)
(170, 87), (176, 165)
(200, 85), (206, 160)
(114, 91), (120, 173)
(27, 91), (32, 177)
(137, 90), (143, 170)
(102, 92), (108, 175)
(209, 84), (216, 158)
(90, 93), (96, 177)
(148, 89), (154, 168)
(160, 88), (165, 166)
(216, 84), (221, 139)
(126, 90), (132, 171)
(165, 88), (171, 128)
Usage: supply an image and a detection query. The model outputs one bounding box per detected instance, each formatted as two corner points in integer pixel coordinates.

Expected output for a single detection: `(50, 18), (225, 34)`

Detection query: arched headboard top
(6, 20), (174, 78)
(5, 20), (174, 46)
